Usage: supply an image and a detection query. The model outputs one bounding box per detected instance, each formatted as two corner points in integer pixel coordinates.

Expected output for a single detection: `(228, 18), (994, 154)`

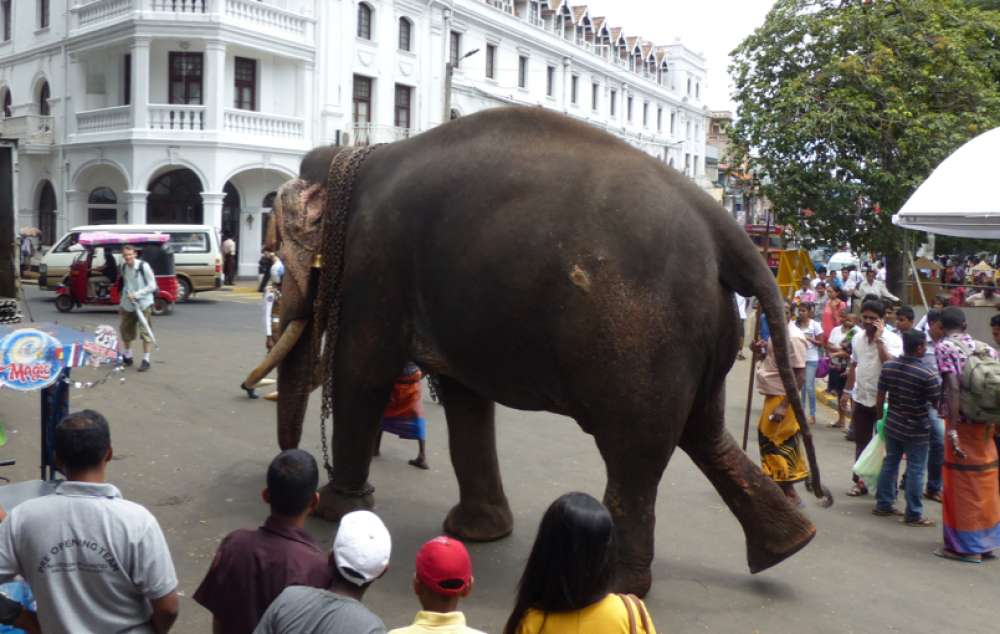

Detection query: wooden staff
(741, 214), (772, 451)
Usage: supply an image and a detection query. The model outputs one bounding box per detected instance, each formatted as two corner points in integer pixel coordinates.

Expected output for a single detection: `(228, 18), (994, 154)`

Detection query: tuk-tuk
(54, 232), (178, 316)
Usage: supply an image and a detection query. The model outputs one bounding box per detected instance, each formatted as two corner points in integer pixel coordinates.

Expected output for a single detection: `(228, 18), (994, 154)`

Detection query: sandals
(934, 548), (982, 564)
(846, 484), (868, 497)
(904, 517), (936, 527)
(924, 490), (943, 503)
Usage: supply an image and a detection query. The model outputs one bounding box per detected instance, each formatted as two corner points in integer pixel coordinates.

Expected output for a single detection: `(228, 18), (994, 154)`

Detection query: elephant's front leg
(314, 378), (394, 522)
(438, 376), (514, 541)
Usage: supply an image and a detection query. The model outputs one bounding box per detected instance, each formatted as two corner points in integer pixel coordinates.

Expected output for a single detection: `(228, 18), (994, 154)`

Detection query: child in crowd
(390, 537), (485, 634)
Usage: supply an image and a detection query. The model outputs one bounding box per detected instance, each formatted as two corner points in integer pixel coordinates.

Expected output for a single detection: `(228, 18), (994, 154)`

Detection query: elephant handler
(118, 244), (157, 372)
(375, 363), (429, 470)
(751, 303), (810, 507)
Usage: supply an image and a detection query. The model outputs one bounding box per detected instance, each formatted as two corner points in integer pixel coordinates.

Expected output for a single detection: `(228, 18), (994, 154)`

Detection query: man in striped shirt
(873, 330), (943, 526)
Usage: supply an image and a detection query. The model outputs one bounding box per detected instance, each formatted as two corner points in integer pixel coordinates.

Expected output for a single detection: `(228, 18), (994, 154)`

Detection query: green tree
(729, 0), (1000, 255)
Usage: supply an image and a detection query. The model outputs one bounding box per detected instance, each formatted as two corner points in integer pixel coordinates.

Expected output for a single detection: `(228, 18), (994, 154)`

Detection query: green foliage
(729, 0), (1000, 253)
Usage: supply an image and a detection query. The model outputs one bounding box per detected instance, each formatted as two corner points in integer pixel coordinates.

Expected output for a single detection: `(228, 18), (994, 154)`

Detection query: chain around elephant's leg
(438, 376), (514, 542)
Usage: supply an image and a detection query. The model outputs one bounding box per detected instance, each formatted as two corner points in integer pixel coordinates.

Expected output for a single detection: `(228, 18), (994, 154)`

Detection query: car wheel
(152, 298), (170, 316)
(55, 295), (73, 313)
(177, 277), (193, 303)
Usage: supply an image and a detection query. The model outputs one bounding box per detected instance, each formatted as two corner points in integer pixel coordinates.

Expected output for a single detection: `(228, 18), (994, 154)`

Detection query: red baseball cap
(415, 536), (472, 596)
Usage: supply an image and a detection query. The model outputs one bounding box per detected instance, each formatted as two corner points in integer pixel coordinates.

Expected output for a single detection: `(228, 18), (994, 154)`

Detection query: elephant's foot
(611, 564), (652, 598)
(443, 500), (514, 542)
(745, 504), (816, 574)
(314, 482), (375, 522)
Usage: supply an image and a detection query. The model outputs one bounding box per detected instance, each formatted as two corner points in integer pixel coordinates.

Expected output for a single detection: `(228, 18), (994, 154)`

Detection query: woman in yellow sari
(753, 304), (810, 505)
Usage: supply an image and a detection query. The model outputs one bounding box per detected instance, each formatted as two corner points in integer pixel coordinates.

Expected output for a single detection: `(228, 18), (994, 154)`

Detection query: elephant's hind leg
(680, 391), (815, 573)
(438, 376), (514, 542)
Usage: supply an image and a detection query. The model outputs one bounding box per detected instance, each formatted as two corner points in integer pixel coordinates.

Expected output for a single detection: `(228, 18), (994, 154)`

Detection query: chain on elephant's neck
(314, 144), (383, 480)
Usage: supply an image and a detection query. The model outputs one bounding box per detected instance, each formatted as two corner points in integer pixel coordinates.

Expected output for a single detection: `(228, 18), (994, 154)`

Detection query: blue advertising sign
(0, 328), (65, 391)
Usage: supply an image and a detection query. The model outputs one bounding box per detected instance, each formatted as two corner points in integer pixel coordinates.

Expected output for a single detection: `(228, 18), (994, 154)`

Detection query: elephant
(242, 106), (830, 596)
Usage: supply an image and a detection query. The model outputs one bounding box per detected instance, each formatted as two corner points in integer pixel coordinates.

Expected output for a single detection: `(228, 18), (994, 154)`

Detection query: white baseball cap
(332, 511), (392, 586)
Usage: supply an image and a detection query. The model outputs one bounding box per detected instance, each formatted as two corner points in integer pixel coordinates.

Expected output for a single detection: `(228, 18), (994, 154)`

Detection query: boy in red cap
(389, 536), (485, 634)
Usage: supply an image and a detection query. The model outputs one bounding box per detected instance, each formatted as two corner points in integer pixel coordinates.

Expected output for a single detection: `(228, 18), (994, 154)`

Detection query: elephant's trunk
(241, 319), (308, 389)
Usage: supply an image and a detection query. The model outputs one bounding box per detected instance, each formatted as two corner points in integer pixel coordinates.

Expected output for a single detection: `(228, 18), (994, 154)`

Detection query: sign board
(0, 328), (64, 391)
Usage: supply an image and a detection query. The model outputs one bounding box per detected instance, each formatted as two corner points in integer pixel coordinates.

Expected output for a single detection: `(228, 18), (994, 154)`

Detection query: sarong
(943, 423), (1000, 554)
(758, 395), (810, 484)
(381, 365), (426, 441)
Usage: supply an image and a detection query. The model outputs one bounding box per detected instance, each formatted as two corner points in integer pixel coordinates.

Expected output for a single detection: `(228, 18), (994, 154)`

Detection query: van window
(52, 233), (81, 253)
(168, 232), (209, 253)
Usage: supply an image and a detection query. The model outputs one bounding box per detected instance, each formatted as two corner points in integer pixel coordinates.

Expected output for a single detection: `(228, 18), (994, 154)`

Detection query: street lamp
(444, 48), (480, 123)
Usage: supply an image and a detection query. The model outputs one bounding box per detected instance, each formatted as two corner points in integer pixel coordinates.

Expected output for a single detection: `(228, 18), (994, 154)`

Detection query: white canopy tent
(892, 126), (1000, 239)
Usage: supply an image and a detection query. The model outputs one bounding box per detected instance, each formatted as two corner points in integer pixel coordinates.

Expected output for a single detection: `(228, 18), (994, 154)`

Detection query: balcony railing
(351, 124), (412, 146)
(148, 104), (205, 131)
(0, 115), (55, 145)
(224, 109), (304, 139)
(71, 0), (313, 44)
(76, 105), (131, 133)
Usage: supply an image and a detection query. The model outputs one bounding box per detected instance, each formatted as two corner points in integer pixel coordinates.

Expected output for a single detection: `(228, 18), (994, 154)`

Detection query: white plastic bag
(852, 433), (885, 482)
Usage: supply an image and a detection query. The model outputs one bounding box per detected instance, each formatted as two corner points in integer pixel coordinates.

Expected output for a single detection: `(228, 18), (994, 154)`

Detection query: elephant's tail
(719, 223), (833, 508)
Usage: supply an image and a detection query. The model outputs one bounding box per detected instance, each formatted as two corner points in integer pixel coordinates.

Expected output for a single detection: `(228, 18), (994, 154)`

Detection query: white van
(39, 224), (223, 300)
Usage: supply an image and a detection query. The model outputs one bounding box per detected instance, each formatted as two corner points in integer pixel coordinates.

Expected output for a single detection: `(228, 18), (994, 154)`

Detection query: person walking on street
(826, 311), (860, 429)
(222, 235), (237, 286)
(795, 302), (822, 426)
(119, 244), (157, 372)
(899, 308), (946, 502)
(375, 363), (430, 469)
(843, 299), (903, 497)
(872, 330), (942, 526)
(752, 303), (811, 506)
(934, 307), (1000, 563)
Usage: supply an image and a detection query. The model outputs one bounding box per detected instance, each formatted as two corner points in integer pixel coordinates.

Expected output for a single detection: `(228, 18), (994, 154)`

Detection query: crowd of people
(0, 411), (656, 634)
(745, 262), (1000, 563)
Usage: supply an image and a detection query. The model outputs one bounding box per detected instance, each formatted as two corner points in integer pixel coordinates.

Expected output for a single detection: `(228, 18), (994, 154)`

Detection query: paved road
(2, 287), (998, 633)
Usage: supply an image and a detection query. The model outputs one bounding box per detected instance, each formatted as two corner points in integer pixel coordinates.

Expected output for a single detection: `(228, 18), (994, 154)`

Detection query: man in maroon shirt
(194, 450), (330, 633)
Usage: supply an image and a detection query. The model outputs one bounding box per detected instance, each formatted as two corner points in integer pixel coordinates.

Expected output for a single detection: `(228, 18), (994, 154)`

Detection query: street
(2, 285), (997, 634)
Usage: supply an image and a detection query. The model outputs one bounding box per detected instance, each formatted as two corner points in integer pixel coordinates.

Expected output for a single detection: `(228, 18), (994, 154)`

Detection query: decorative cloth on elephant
(755, 323), (810, 484)
(382, 364), (427, 441)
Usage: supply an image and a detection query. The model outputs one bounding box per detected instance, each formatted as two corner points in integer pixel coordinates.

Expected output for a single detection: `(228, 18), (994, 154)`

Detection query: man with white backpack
(933, 307), (1000, 564)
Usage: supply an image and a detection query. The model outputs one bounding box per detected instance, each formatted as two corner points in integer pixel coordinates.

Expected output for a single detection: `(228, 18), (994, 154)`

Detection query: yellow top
(517, 594), (657, 634)
(389, 610), (487, 634)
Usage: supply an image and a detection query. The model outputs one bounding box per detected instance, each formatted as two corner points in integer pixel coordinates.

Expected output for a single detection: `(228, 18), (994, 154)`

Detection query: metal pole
(741, 211), (773, 451)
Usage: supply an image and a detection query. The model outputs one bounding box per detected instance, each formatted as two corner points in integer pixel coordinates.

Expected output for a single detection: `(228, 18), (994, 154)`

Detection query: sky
(582, 0), (777, 112)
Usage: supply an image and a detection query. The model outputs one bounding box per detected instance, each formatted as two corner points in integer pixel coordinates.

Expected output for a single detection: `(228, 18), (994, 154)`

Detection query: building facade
(1, 0), (709, 276)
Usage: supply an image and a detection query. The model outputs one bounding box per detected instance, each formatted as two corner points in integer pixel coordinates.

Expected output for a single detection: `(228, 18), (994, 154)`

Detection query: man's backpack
(952, 337), (1000, 423)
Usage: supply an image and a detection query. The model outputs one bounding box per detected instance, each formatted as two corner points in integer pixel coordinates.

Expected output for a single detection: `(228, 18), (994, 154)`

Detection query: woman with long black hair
(503, 492), (656, 634)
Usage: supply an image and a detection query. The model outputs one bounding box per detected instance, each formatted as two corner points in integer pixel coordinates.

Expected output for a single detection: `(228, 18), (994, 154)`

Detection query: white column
(204, 41), (227, 131)
(301, 60), (314, 144)
(202, 192), (225, 234)
(131, 37), (151, 129)
(66, 191), (84, 228)
(125, 191), (147, 225)
(68, 55), (86, 136)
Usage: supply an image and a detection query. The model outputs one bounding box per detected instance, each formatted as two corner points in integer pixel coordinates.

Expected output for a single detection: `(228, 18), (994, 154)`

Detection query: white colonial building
(0, 0), (709, 276)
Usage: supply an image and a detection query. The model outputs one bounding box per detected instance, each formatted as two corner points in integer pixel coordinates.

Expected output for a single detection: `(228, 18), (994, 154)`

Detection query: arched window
(88, 187), (118, 225)
(398, 17), (412, 51)
(2, 88), (10, 119)
(357, 3), (372, 40)
(38, 81), (50, 116)
(37, 181), (57, 245)
(147, 168), (204, 224)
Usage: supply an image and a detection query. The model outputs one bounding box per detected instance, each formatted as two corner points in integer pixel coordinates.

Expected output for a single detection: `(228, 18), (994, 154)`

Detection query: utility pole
(443, 48), (480, 123)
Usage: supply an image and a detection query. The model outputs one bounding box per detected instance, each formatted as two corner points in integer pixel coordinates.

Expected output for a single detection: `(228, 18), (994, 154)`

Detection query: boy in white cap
(254, 510), (391, 634)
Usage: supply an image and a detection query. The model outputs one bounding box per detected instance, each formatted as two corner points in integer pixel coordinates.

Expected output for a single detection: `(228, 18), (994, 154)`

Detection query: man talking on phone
(843, 298), (903, 497)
